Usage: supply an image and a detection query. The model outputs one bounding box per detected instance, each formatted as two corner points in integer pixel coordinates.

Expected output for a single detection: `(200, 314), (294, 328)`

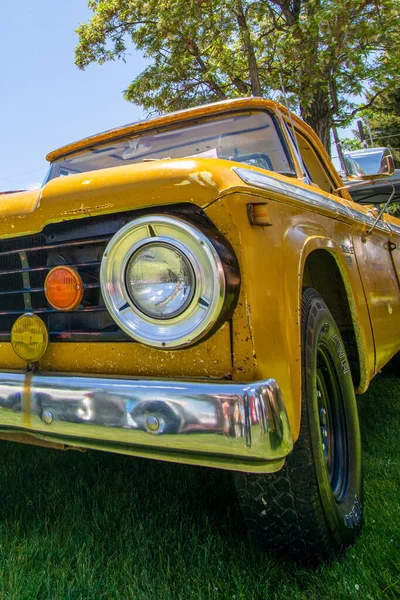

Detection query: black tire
(234, 288), (363, 563)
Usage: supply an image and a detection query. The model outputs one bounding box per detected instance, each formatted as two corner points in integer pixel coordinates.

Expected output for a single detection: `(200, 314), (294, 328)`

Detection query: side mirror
(344, 148), (395, 180)
(346, 169), (400, 205)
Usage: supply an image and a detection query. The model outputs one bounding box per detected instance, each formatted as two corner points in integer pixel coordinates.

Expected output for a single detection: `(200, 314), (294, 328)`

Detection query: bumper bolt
(146, 415), (160, 432)
(42, 410), (53, 425)
(319, 408), (327, 426)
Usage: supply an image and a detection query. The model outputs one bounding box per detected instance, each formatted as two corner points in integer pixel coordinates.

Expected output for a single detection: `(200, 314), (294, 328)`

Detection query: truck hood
(0, 158), (244, 238)
(0, 189), (41, 218)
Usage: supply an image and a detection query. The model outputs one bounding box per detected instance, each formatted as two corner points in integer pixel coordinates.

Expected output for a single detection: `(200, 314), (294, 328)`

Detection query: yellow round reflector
(44, 266), (83, 311)
(11, 314), (49, 362)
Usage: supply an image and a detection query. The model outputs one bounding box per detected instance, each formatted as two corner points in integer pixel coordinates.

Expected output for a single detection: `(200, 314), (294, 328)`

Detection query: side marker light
(247, 203), (272, 226)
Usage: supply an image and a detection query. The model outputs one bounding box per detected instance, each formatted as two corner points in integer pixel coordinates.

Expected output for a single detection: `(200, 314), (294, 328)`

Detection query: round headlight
(125, 242), (195, 319)
(100, 214), (239, 349)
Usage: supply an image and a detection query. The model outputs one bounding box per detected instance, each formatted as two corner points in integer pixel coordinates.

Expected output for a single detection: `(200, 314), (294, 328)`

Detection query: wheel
(234, 288), (363, 563)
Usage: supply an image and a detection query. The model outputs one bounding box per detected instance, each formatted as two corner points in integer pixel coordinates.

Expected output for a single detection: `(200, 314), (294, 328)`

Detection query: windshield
(44, 111), (294, 183)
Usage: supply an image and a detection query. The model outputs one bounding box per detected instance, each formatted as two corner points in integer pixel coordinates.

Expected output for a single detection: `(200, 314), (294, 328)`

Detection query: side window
(294, 130), (336, 194)
(283, 124), (312, 183)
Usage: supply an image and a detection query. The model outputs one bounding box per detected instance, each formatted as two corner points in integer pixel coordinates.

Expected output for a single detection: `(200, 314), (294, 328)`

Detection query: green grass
(0, 372), (398, 600)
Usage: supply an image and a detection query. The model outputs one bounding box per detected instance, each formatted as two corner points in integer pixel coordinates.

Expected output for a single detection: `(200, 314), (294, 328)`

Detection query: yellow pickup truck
(1, 98), (399, 563)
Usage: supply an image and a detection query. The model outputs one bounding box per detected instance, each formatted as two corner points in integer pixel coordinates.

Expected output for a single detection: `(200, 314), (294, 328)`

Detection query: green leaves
(364, 88), (400, 167)
(75, 0), (400, 149)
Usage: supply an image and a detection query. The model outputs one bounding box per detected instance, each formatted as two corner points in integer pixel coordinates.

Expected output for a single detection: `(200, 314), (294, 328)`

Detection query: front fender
(205, 191), (373, 441)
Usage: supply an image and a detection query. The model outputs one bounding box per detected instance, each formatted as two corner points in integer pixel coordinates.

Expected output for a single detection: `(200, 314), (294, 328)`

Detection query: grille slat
(0, 287), (45, 296)
(0, 261), (102, 277)
(0, 283), (101, 296)
(0, 237), (111, 259)
(0, 306), (108, 316)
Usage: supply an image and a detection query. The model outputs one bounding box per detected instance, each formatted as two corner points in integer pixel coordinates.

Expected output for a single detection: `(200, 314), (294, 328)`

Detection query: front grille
(0, 211), (140, 342)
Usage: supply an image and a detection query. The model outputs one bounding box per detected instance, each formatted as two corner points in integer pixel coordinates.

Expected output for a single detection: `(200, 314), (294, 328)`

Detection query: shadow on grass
(357, 366), (400, 449)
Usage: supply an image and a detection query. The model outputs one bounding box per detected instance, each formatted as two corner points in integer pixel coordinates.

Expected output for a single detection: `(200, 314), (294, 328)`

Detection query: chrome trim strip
(0, 372), (292, 471)
(233, 167), (391, 232)
(19, 251), (32, 310)
(388, 222), (400, 236)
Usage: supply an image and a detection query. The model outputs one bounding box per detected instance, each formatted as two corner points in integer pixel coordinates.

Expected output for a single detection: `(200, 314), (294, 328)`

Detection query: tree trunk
(300, 90), (332, 155)
(235, 1), (262, 96)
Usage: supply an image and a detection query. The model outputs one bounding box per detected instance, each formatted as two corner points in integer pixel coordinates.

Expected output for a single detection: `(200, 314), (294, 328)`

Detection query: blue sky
(0, 1), (355, 190)
(0, 1), (147, 191)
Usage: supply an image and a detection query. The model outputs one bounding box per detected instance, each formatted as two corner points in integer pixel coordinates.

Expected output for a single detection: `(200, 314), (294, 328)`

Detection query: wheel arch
(300, 242), (369, 393)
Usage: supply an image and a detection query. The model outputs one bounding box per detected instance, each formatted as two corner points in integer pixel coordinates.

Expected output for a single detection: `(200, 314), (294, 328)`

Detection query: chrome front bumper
(0, 372), (293, 473)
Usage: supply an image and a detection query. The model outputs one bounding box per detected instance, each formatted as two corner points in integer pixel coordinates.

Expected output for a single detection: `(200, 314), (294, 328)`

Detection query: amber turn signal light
(45, 266), (83, 311)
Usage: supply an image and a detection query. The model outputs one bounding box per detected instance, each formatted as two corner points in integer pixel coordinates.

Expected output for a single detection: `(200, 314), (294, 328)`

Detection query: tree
(366, 88), (400, 165)
(340, 138), (362, 152)
(75, 0), (400, 152)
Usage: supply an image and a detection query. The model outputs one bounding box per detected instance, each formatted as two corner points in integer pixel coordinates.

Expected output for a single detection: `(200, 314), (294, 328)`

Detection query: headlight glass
(125, 243), (195, 319)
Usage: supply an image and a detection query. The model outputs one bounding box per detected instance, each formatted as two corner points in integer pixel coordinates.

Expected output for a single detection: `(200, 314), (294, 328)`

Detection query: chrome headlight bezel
(100, 214), (238, 349)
